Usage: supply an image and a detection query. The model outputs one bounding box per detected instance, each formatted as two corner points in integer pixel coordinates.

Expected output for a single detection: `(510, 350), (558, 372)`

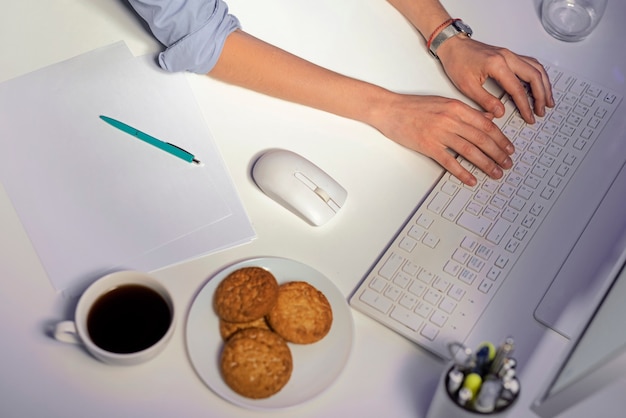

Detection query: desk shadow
(397, 350), (444, 417)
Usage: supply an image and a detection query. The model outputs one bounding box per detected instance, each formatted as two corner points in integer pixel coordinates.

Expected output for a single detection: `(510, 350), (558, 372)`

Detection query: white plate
(185, 257), (354, 410)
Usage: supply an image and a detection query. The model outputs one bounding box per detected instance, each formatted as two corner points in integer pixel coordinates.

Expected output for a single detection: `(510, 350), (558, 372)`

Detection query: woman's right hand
(368, 92), (514, 186)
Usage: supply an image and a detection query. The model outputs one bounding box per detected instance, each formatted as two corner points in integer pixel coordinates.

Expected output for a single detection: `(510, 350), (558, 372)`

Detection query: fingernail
(506, 144), (515, 154)
(491, 166), (503, 178)
(502, 157), (513, 169)
(537, 105), (545, 117)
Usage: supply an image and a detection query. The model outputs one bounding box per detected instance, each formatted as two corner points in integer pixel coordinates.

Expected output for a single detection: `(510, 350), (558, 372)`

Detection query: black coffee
(87, 284), (171, 354)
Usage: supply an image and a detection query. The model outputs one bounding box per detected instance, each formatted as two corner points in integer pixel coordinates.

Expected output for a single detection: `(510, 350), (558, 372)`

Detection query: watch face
(454, 21), (473, 37)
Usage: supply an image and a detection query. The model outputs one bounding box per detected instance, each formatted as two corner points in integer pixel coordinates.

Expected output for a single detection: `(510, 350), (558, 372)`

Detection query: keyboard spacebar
(457, 213), (492, 236)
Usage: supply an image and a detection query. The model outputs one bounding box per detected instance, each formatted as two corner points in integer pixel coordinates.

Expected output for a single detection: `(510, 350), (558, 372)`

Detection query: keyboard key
(393, 271), (412, 289)
(452, 248), (471, 264)
(423, 233), (440, 248)
(433, 277), (451, 292)
(360, 289), (392, 313)
(380, 252), (404, 279)
(384, 285), (402, 301)
(478, 280), (493, 294)
(554, 73), (575, 91)
(399, 236), (417, 252)
(403, 261), (420, 276)
(475, 245), (494, 260)
(443, 188), (472, 221)
(418, 269), (435, 284)
(501, 207), (519, 222)
(486, 267), (500, 281)
(415, 302), (434, 318)
(513, 226), (527, 241)
(430, 311), (448, 327)
(448, 285), (467, 303)
(408, 281), (426, 297)
(369, 277), (387, 292)
(495, 255), (509, 269)
(530, 203), (544, 216)
(424, 289), (442, 306)
(390, 306), (423, 331)
(586, 85), (602, 97)
(444, 260), (462, 276)
(505, 239), (520, 253)
(568, 79), (588, 95)
(428, 192), (449, 214)
(439, 298), (457, 314)
(408, 225), (426, 240)
(486, 219), (511, 245)
(483, 206), (499, 220)
(399, 293), (418, 309)
(546, 144), (562, 157)
(458, 269), (476, 286)
(467, 256), (486, 273)
(604, 93), (617, 104)
(509, 196), (526, 211)
(460, 236), (479, 251)
(457, 213), (492, 236)
(441, 181), (460, 196)
(416, 213), (434, 228)
(420, 324), (439, 341)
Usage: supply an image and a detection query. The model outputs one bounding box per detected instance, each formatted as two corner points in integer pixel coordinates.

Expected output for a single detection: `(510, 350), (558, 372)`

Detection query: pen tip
(192, 158), (202, 166)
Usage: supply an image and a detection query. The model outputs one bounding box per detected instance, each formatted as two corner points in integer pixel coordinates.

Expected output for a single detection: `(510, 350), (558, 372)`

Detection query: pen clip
(167, 142), (201, 165)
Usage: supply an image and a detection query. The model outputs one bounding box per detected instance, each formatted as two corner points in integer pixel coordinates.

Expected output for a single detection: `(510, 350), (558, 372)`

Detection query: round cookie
(213, 267), (279, 323)
(220, 328), (293, 399)
(267, 281), (333, 344)
(219, 316), (271, 341)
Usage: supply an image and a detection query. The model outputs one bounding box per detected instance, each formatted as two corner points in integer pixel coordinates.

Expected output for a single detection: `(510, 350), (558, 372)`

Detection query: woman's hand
(369, 92), (514, 186)
(437, 36), (554, 124)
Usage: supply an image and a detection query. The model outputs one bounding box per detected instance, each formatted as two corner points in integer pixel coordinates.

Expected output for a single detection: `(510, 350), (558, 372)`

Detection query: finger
(518, 59), (550, 117)
(450, 110), (516, 175)
(447, 129), (511, 180)
(430, 148), (478, 187)
(491, 66), (535, 124)
(465, 84), (507, 119)
(526, 59), (555, 110)
(460, 109), (515, 159)
(505, 56), (555, 120)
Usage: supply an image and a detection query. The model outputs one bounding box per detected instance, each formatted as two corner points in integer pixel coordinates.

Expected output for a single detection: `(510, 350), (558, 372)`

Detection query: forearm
(386, 0), (452, 39)
(209, 30), (392, 127)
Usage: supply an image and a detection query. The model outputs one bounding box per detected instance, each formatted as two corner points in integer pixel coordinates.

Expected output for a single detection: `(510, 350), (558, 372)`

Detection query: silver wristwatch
(429, 20), (473, 59)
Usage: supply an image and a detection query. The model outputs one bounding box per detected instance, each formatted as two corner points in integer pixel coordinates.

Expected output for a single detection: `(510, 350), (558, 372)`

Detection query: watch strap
(429, 19), (471, 59)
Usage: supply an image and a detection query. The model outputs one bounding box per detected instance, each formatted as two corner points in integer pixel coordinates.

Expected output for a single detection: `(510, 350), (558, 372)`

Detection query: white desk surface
(1, 1), (625, 417)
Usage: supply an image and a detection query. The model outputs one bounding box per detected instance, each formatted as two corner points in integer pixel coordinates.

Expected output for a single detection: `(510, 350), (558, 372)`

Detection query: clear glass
(541, 0), (608, 42)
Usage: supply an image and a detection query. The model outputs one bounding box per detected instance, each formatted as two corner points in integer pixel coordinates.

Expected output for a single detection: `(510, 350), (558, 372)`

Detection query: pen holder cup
(425, 363), (518, 418)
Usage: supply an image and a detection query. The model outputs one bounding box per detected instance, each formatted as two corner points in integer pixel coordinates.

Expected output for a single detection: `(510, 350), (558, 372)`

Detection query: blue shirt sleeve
(127, 0), (241, 74)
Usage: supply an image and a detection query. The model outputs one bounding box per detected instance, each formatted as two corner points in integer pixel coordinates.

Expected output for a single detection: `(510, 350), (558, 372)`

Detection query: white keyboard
(349, 64), (622, 359)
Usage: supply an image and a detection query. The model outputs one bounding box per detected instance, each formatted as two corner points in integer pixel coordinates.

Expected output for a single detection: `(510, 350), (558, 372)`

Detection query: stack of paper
(0, 42), (255, 295)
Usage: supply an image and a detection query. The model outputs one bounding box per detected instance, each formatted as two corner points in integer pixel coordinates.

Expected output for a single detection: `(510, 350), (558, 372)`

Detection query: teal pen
(99, 115), (201, 164)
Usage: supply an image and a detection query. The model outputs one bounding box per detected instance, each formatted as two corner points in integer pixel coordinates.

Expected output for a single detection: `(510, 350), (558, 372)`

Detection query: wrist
(356, 85), (397, 131)
(435, 32), (471, 62)
(428, 19), (473, 59)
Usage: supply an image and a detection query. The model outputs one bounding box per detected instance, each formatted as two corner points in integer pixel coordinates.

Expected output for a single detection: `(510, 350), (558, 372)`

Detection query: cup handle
(53, 321), (82, 345)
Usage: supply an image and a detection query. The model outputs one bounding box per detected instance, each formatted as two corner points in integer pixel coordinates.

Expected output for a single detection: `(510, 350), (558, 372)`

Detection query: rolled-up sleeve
(128, 0), (241, 73)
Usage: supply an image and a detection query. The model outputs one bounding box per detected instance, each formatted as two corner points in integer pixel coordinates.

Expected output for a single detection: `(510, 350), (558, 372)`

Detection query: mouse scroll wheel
(295, 171), (330, 202)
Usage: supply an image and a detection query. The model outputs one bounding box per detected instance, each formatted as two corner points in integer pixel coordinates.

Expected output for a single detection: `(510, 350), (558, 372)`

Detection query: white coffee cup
(53, 271), (175, 366)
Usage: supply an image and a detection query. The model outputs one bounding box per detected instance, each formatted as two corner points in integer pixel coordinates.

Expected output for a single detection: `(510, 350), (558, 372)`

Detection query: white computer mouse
(252, 149), (347, 226)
